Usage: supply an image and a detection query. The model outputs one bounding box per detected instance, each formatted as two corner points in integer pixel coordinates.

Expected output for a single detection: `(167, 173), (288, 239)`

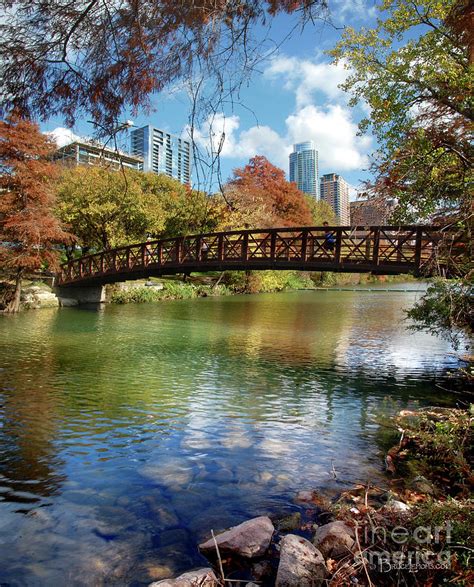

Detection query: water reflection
(0, 290), (457, 585)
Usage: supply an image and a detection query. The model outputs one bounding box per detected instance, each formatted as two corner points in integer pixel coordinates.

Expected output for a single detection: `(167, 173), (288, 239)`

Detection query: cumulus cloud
(265, 56), (351, 108)
(286, 104), (370, 170)
(190, 113), (289, 168)
(46, 127), (82, 147)
(332, 0), (378, 22)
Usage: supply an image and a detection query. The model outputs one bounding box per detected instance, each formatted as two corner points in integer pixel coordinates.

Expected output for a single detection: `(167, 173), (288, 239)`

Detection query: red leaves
(228, 155), (313, 228)
(0, 114), (74, 275)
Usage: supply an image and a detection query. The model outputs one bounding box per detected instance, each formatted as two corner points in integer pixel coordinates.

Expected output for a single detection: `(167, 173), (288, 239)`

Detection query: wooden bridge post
(301, 228), (308, 262)
(175, 238), (182, 264)
(270, 230), (277, 261)
(242, 232), (249, 262)
(414, 226), (424, 270)
(218, 234), (224, 262)
(372, 227), (380, 266)
(334, 228), (342, 264)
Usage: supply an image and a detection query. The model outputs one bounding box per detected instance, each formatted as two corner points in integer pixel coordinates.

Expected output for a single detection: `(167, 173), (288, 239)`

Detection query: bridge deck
(57, 225), (467, 287)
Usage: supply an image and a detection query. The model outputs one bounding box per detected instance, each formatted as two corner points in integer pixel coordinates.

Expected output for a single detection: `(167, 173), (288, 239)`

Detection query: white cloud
(46, 127), (82, 147)
(265, 56), (351, 108)
(286, 104), (370, 170)
(332, 0), (378, 22)
(190, 55), (373, 177)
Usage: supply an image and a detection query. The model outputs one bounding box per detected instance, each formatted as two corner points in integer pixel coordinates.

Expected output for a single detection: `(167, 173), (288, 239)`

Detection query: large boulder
(199, 516), (274, 558)
(313, 521), (354, 559)
(150, 568), (218, 586)
(276, 534), (327, 587)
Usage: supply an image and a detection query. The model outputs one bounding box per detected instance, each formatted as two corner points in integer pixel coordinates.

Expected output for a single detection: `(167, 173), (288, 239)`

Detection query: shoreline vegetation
(154, 405), (473, 587)
(107, 271), (417, 305)
(0, 271), (417, 312)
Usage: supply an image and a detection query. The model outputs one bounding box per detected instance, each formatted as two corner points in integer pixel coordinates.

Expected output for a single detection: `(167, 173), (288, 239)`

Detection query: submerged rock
(277, 512), (302, 532)
(150, 567), (218, 586)
(251, 559), (273, 581)
(199, 516), (274, 558)
(313, 521), (354, 559)
(276, 534), (327, 587)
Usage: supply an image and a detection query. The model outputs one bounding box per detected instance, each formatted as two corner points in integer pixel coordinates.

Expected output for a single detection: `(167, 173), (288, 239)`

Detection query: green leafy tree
(330, 0), (473, 220)
(138, 173), (221, 237)
(331, 0), (473, 347)
(304, 196), (338, 225)
(56, 167), (166, 251)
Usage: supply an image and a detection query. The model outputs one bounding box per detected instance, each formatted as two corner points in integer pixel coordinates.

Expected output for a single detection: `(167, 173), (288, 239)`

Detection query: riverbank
(157, 405), (473, 586)
(106, 271), (418, 305)
(0, 271), (419, 312)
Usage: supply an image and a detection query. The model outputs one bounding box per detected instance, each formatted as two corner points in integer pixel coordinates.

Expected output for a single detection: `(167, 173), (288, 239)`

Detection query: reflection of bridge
(56, 225), (465, 294)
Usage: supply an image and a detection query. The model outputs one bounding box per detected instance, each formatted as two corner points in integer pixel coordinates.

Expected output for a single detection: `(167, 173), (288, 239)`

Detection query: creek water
(0, 288), (457, 585)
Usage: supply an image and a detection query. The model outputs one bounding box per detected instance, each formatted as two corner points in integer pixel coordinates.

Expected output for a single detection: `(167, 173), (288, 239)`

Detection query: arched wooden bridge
(57, 225), (467, 287)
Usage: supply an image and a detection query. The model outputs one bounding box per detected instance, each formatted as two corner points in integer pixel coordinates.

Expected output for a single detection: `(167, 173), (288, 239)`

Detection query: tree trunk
(5, 269), (23, 313)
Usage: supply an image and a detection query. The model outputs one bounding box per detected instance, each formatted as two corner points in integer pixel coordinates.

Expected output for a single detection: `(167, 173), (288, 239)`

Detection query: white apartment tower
(320, 173), (351, 225)
(130, 125), (192, 184)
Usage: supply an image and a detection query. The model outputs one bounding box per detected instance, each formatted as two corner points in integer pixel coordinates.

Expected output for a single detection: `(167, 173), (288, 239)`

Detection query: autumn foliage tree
(225, 155), (313, 228)
(0, 115), (72, 312)
(0, 1), (322, 130)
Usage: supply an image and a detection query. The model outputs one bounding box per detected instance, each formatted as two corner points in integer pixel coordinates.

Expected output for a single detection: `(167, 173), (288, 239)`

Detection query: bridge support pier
(54, 285), (106, 307)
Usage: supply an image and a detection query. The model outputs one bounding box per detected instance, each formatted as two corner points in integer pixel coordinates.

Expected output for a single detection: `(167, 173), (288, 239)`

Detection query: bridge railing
(57, 225), (468, 285)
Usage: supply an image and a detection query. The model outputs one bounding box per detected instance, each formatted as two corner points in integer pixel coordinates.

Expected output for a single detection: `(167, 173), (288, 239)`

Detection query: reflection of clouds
(0, 291), (456, 584)
(332, 292), (455, 375)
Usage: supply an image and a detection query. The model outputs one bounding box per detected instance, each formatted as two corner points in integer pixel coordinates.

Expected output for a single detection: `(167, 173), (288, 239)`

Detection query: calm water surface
(0, 289), (457, 585)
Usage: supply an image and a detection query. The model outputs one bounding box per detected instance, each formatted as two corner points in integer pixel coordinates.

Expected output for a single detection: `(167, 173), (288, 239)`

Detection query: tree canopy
(225, 155), (313, 228)
(330, 0), (473, 222)
(0, 1), (322, 129)
(55, 167), (222, 251)
(0, 114), (72, 311)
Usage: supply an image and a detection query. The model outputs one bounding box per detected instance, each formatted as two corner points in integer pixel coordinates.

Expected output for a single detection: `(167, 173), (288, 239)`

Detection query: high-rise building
(289, 141), (319, 198)
(130, 125), (192, 184)
(320, 173), (351, 225)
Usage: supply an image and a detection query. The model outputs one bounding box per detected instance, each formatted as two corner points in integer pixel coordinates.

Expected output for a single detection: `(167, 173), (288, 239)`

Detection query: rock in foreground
(276, 534), (327, 587)
(313, 521), (354, 559)
(150, 567), (218, 586)
(199, 516), (274, 558)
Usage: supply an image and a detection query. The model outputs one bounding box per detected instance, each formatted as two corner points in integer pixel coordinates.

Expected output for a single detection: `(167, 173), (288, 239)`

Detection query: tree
(0, 1), (322, 130)
(331, 0), (473, 347)
(330, 0), (473, 221)
(225, 155), (313, 228)
(304, 195), (337, 225)
(0, 115), (72, 313)
(56, 167), (167, 251)
(138, 173), (221, 237)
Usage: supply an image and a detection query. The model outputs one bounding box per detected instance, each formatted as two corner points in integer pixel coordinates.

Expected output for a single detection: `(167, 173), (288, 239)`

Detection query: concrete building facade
(54, 140), (143, 171)
(320, 173), (351, 225)
(130, 125), (192, 184)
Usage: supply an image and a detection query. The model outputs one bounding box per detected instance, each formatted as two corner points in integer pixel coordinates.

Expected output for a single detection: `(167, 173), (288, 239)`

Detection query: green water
(0, 289), (457, 585)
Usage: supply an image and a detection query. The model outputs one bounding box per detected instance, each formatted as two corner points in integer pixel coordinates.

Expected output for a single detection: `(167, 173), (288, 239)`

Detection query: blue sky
(44, 1), (381, 197)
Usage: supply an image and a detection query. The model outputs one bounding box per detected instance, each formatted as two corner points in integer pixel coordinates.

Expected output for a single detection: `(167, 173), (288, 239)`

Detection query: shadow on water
(0, 289), (459, 585)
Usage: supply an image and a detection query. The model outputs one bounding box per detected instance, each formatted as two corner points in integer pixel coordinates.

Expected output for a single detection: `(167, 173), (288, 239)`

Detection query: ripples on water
(0, 289), (457, 585)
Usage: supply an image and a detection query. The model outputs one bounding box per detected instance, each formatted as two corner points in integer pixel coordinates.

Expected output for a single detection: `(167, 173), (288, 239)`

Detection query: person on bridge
(323, 222), (336, 252)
